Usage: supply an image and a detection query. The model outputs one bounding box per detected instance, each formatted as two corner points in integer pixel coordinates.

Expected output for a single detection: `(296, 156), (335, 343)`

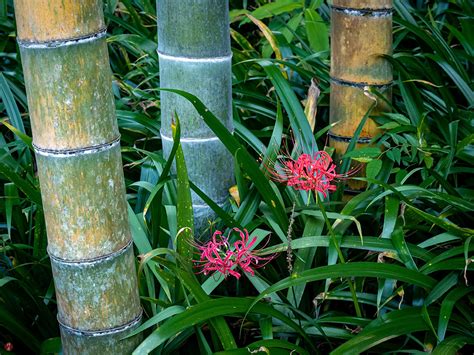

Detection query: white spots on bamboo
(76, 216), (85, 228)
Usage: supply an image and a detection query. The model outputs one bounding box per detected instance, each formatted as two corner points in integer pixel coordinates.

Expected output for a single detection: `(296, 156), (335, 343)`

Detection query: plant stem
(317, 195), (362, 318)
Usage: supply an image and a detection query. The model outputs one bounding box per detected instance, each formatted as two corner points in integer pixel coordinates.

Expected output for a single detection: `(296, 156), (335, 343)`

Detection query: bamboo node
(58, 309), (143, 337)
(17, 28), (107, 49)
(331, 6), (393, 18)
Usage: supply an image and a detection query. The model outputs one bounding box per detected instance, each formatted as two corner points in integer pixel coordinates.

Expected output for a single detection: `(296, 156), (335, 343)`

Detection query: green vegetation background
(0, 0), (473, 354)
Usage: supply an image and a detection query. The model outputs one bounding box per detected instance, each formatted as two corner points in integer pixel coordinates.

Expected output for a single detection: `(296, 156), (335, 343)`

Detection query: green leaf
(125, 305), (185, 338)
(170, 265), (237, 351)
(304, 9), (329, 55)
(381, 196), (399, 239)
(392, 226), (418, 270)
(437, 287), (474, 342)
(424, 273), (458, 306)
(0, 276), (17, 287)
(0, 73), (26, 135)
(172, 115), (193, 264)
(133, 298), (313, 354)
(366, 159), (382, 180)
(4, 182), (18, 240)
(160, 88), (288, 230)
(251, 263), (436, 312)
(331, 308), (429, 354)
(261, 235), (433, 262)
(433, 335), (474, 355)
(288, 216), (323, 307)
(40, 337), (62, 355)
(262, 63), (316, 155)
(0, 307), (41, 352)
(426, 54), (474, 106)
(0, 162), (41, 205)
(189, 181), (241, 228)
(249, 0), (303, 21)
(215, 339), (309, 355)
(127, 204), (153, 254)
(1, 120), (33, 148)
(417, 233), (460, 249)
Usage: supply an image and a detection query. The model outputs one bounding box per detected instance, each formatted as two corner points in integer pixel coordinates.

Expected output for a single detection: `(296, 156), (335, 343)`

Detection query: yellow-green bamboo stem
(329, 0), (393, 191)
(157, 0), (234, 233)
(14, 0), (142, 353)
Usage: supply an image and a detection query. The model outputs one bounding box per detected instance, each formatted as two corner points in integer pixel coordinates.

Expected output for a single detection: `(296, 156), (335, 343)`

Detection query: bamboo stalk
(329, 0), (393, 191)
(14, 1), (142, 353)
(157, 0), (234, 233)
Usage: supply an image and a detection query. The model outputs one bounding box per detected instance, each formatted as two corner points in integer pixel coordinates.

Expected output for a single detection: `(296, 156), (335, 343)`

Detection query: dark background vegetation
(0, 0), (473, 354)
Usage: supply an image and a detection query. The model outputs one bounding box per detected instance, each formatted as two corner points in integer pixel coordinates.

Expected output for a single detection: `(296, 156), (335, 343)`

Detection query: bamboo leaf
(246, 14), (283, 61)
(248, 0), (303, 21)
(304, 9), (329, 55)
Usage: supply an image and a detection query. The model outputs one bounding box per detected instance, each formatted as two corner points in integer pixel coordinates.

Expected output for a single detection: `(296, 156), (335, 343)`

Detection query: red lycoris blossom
(3, 343), (13, 352)
(266, 150), (356, 197)
(194, 228), (274, 279)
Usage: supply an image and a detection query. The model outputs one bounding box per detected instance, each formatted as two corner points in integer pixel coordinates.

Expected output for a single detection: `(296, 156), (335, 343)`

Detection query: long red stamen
(194, 228), (275, 279)
(263, 149), (358, 197)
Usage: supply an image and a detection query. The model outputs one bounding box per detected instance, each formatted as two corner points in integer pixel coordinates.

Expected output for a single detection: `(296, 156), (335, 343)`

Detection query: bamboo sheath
(158, 0), (234, 233)
(14, 1), (142, 353)
(329, 0), (393, 191)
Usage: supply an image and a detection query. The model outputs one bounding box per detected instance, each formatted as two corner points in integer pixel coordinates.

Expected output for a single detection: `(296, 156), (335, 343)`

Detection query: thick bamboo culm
(329, 0), (393, 191)
(14, 1), (142, 353)
(158, 0), (234, 233)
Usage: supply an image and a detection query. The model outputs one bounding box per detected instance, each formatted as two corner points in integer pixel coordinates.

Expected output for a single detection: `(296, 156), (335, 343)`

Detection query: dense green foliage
(1, 0), (473, 354)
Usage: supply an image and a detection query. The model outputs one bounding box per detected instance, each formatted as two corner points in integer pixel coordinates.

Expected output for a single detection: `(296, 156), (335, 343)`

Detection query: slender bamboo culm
(329, 0), (393, 191)
(14, 1), (142, 353)
(158, 0), (234, 233)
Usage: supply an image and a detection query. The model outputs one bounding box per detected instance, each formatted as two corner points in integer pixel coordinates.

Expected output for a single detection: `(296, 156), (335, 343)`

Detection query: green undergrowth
(0, 0), (473, 354)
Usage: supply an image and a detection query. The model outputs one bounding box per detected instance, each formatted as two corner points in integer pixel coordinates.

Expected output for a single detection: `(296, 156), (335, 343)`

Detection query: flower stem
(317, 195), (362, 318)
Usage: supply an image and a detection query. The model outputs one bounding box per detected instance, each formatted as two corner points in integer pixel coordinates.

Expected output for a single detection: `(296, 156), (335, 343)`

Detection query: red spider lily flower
(265, 150), (357, 197)
(194, 230), (241, 279)
(231, 228), (274, 277)
(3, 343), (13, 352)
(194, 228), (275, 279)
